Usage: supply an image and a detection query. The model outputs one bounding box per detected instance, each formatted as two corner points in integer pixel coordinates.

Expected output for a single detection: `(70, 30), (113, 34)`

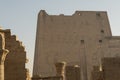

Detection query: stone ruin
(0, 27), (31, 80)
(32, 10), (120, 80)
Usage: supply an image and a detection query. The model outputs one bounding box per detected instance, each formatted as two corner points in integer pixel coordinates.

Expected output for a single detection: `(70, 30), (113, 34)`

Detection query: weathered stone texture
(33, 10), (120, 80)
(91, 66), (104, 80)
(0, 29), (9, 80)
(102, 58), (120, 80)
(65, 66), (81, 80)
(1, 29), (27, 80)
(32, 76), (63, 80)
(26, 69), (31, 80)
(0, 28), (30, 80)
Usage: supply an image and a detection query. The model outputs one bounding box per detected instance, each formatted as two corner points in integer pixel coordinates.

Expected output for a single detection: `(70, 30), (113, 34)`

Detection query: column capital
(0, 49), (9, 65)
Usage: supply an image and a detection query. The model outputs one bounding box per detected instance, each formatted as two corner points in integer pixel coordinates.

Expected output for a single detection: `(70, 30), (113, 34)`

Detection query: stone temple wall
(33, 10), (120, 80)
(0, 27), (30, 80)
(91, 57), (120, 80)
(102, 57), (120, 80)
(4, 29), (26, 80)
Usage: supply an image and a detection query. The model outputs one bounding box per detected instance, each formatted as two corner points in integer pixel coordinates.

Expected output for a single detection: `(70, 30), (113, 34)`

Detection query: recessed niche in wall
(101, 30), (104, 33)
(99, 40), (102, 43)
(81, 40), (84, 43)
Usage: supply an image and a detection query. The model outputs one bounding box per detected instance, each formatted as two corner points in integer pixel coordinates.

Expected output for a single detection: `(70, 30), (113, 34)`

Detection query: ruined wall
(102, 58), (120, 80)
(65, 66), (81, 80)
(91, 66), (103, 80)
(2, 29), (27, 80)
(33, 10), (113, 80)
(91, 57), (120, 80)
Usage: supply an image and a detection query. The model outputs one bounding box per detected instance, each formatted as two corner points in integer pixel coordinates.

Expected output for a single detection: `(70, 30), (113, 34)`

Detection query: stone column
(0, 31), (9, 80)
(55, 62), (66, 80)
(0, 49), (9, 80)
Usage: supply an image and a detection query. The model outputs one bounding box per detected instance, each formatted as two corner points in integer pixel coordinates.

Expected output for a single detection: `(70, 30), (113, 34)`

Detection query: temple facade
(33, 10), (120, 80)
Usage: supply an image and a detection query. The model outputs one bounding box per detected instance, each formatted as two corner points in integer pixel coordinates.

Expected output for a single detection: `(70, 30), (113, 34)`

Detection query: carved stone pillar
(0, 30), (9, 80)
(0, 49), (9, 80)
(55, 62), (66, 80)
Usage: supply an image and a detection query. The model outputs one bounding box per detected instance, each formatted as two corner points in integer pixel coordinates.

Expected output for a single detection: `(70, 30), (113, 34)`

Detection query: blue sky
(0, 0), (120, 76)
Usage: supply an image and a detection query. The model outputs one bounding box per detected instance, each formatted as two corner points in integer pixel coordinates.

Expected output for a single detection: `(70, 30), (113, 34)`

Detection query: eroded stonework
(0, 29), (9, 80)
(0, 27), (31, 80)
(33, 10), (120, 80)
